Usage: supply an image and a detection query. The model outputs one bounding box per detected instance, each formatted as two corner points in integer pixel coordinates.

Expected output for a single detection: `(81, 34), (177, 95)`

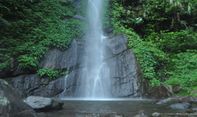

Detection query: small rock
(191, 97), (197, 104)
(37, 112), (47, 117)
(152, 112), (161, 117)
(149, 84), (173, 98)
(179, 97), (193, 103)
(156, 98), (174, 104)
(73, 15), (85, 21)
(156, 97), (193, 105)
(170, 102), (191, 110)
(134, 110), (148, 117)
(115, 115), (123, 117)
(24, 96), (63, 111)
(192, 108), (197, 112)
(172, 85), (181, 93)
(186, 109), (194, 113)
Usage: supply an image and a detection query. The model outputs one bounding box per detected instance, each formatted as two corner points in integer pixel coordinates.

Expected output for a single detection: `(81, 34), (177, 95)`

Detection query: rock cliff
(7, 35), (142, 98)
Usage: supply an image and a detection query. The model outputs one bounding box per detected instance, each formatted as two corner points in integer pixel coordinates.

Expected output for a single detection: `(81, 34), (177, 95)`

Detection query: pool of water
(41, 99), (181, 117)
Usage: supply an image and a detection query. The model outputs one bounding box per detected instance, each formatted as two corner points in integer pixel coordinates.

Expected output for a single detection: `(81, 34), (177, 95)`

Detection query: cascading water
(59, 0), (141, 99)
(78, 0), (111, 98)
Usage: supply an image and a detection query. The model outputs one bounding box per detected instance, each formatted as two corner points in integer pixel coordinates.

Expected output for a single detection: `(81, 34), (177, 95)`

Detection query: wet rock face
(7, 40), (82, 97)
(108, 50), (140, 97)
(8, 74), (66, 97)
(106, 35), (141, 97)
(107, 35), (127, 55)
(40, 40), (79, 70)
(0, 79), (37, 117)
(7, 36), (141, 98)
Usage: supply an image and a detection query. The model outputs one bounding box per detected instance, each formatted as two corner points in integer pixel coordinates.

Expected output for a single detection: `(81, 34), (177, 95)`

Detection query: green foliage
(114, 25), (166, 86)
(143, 0), (197, 33)
(0, 54), (11, 71)
(38, 68), (59, 80)
(0, 0), (82, 72)
(37, 68), (68, 80)
(18, 55), (38, 70)
(165, 51), (197, 94)
(147, 30), (197, 53)
(0, 60), (10, 71)
(111, 1), (168, 86)
(111, 0), (197, 94)
(112, 0), (197, 36)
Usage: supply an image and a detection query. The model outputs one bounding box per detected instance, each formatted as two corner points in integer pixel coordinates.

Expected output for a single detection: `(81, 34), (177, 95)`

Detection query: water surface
(43, 99), (180, 117)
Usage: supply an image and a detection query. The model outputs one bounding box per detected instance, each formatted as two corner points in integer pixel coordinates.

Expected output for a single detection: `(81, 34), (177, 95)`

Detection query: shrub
(18, 55), (38, 70)
(38, 68), (59, 80)
(37, 68), (67, 80)
(146, 30), (197, 53)
(165, 51), (197, 95)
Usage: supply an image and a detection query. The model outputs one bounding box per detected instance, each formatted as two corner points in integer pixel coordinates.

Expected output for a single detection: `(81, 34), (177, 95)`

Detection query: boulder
(156, 97), (177, 105)
(192, 108), (197, 112)
(156, 97), (195, 105)
(24, 96), (63, 112)
(148, 84), (173, 98)
(0, 79), (37, 117)
(134, 110), (148, 117)
(155, 113), (197, 117)
(152, 112), (161, 117)
(191, 97), (197, 104)
(170, 102), (191, 110)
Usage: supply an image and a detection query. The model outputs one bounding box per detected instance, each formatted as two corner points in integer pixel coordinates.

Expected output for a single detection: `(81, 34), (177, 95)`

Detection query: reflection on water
(42, 99), (181, 117)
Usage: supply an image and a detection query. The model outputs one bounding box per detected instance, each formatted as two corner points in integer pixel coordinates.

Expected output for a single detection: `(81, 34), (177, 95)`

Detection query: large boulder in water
(24, 96), (63, 112)
(0, 79), (37, 117)
(170, 102), (191, 110)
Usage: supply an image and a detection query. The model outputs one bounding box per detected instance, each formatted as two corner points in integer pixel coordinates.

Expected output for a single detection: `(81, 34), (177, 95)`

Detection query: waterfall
(58, 0), (141, 99)
(78, 0), (111, 98)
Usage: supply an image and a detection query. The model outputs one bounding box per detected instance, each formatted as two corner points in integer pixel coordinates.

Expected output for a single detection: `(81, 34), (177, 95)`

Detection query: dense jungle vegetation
(111, 0), (197, 96)
(0, 0), (197, 96)
(0, 0), (82, 79)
